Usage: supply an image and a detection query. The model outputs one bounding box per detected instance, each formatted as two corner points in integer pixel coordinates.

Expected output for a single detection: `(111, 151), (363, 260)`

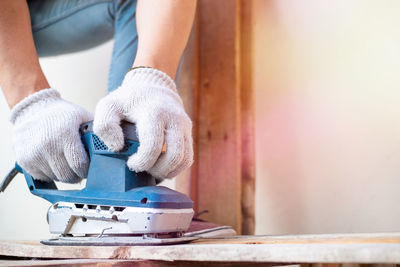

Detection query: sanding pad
(41, 235), (199, 246)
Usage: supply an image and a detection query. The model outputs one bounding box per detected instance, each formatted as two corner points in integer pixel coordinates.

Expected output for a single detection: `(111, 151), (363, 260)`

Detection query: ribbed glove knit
(10, 89), (93, 183)
(93, 68), (193, 179)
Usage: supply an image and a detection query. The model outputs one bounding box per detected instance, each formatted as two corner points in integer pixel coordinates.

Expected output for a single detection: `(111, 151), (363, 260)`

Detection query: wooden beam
(195, 0), (243, 234)
(176, 0), (255, 234)
(175, 17), (199, 201)
(239, 0), (255, 235)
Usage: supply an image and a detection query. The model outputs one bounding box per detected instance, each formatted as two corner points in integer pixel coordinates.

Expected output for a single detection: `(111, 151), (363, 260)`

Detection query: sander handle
(2, 120), (139, 195)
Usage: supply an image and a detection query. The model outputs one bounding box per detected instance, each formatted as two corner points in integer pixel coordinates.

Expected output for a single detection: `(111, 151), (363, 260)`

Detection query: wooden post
(177, 0), (255, 235)
(239, 0), (255, 235)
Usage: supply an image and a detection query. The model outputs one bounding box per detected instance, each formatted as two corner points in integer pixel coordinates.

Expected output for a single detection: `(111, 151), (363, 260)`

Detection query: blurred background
(254, 0), (400, 234)
(1, 0), (400, 239)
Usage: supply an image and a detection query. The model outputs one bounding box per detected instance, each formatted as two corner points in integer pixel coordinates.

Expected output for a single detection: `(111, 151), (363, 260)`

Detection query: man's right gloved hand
(10, 88), (93, 183)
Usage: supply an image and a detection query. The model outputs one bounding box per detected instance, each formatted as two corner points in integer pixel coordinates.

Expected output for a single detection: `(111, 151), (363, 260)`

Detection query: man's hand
(93, 68), (193, 179)
(10, 89), (93, 183)
(93, 0), (197, 179)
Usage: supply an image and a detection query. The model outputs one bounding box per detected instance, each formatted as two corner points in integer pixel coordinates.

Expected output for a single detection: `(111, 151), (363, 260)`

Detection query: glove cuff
(9, 88), (61, 124)
(123, 67), (177, 92)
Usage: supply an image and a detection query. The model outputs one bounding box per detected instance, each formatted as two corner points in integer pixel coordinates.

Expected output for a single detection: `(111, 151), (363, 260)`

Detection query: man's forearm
(0, 0), (49, 108)
(133, 0), (197, 79)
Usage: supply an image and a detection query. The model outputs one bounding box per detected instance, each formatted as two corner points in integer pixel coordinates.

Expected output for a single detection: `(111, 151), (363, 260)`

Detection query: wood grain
(239, 0), (256, 235)
(1, 233), (400, 263)
(195, 0), (243, 234)
(0, 258), (287, 267)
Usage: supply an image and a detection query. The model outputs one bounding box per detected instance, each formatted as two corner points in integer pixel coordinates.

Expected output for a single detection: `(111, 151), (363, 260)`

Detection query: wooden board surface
(1, 233), (400, 263)
(0, 259), (286, 267)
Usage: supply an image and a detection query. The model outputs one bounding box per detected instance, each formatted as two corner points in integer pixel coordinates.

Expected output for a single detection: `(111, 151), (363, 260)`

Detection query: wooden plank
(0, 259), (282, 267)
(175, 16), (199, 201)
(176, 0), (256, 234)
(239, 0), (255, 235)
(195, 0), (243, 234)
(191, 233), (400, 245)
(0, 259), (131, 267)
(1, 233), (400, 263)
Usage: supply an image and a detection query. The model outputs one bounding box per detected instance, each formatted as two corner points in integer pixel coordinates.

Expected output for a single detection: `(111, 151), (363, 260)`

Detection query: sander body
(1, 121), (195, 245)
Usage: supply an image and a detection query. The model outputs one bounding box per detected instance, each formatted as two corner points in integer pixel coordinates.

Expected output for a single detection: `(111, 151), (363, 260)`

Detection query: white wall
(254, 0), (400, 234)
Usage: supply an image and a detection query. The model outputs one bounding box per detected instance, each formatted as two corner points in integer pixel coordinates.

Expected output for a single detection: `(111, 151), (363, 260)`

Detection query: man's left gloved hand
(93, 67), (193, 179)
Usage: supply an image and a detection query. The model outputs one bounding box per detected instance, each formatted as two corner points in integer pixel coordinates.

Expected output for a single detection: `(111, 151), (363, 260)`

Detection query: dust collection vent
(92, 135), (133, 151)
(92, 134), (108, 151)
(73, 203), (126, 212)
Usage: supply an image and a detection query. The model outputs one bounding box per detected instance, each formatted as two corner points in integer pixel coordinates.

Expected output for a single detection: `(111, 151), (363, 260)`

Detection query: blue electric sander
(1, 121), (196, 245)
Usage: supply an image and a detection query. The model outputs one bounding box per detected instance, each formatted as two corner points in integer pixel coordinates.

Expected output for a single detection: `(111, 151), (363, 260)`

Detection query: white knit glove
(93, 68), (193, 179)
(10, 89), (93, 183)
